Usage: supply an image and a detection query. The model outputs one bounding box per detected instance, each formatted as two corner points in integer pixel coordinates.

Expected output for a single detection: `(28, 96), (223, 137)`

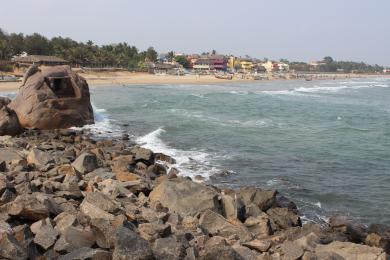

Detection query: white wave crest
(137, 127), (221, 180)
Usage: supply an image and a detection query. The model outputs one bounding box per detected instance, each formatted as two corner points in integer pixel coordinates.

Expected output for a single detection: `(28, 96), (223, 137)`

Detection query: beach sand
(0, 70), (385, 91)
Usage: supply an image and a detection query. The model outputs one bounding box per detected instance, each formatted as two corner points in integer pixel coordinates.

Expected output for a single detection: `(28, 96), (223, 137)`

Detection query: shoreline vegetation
(1, 70), (388, 91)
(0, 129), (388, 259)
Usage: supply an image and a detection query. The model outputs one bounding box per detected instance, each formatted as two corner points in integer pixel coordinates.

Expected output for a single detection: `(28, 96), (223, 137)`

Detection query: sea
(2, 77), (390, 225)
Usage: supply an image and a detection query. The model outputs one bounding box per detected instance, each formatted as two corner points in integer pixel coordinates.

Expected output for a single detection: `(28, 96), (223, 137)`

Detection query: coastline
(1, 71), (388, 91)
(0, 129), (387, 259)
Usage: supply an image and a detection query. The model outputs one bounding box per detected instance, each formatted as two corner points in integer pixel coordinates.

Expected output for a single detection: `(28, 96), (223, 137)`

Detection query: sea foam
(137, 127), (221, 180)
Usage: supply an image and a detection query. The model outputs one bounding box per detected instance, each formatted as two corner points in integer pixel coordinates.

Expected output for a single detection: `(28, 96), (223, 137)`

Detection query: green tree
(174, 55), (189, 68)
(167, 51), (175, 62)
(145, 47), (157, 62)
(323, 56), (334, 64)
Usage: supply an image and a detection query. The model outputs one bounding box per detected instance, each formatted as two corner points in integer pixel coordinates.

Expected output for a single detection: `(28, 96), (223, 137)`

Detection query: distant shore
(0, 70), (388, 91)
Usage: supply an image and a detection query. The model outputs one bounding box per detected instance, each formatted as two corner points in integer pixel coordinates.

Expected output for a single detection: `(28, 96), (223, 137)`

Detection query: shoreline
(0, 128), (387, 259)
(1, 71), (388, 91)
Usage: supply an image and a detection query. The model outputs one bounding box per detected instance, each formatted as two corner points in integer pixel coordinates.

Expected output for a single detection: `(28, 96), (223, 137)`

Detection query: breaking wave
(137, 127), (222, 180)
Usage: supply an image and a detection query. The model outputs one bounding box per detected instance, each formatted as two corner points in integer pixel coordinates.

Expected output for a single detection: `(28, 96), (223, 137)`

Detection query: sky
(1, 0), (389, 66)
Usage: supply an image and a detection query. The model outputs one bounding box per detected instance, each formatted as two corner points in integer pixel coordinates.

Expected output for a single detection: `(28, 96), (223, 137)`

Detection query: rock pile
(0, 129), (388, 259)
(0, 65), (94, 136)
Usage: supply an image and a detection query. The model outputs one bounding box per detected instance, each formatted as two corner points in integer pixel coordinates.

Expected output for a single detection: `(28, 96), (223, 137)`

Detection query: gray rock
(33, 219), (59, 250)
(79, 199), (115, 221)
(152, 236), (187, 259)
(199, 209), (252, 242)
(238, 187), (276, 212)
(149, 178), (221, 216)
(27, 148), (54, 168)
(244, 213), (272, 238)
(315, 241), (386, 260)
(7, 193), (62, 221)
(112, 226), (154, 260)
(199, 236), (244, 260)
(0, 232), (28, 260)
(280, 241), (304, 260)
(242, 239), (272, 253)
(72, 152), (98, 174)
(266, 207), (301, 230)
(58, 247), (111, 260)
(54, 226), (95, 253)
(138, 222), (172, 242)
(134, 147), (154, 164)
(0, 106), (23, 136)
(83, 192), (119, 213)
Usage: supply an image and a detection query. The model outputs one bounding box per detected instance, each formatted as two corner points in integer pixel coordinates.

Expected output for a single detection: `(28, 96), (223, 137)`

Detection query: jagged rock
(329, 215), (367, 243)
(79, 199), (115, 221)
(279, 240), (304, 260)
(366, 224), (390, 254)
(27, 148), (53, 168)
(0, 219), (12, 234)
(90, 218), (116, 249)
(54, 226), (95, 253)
(221, 192), (245, 221)
(199, 236), (244, 260)
(54, 212), (78, 233)
(0, 106), (23, 136)
(7, 193), (62, 221)
(134, 147), (154, 164)
(154, 153), (176, 164)
(243, 239), (272, 253)
(149, 178), (221, 216)
(0, 232), (28, 260)
(294, 232), (320, 251)
(0, 148), (23, 162)
(199, 209), (252, 242)
(111, 155), (135, 173)
(33, 219), (59, 250)
(72, 152), (98, 174)
(266, 207), (301, 230)
(58, 247), (111, 260)
(232, 244), (263, 260)
(244, 213), (272, 238)
(83, 192), (119, 213)
(138, 222), (172, 241)
(238, 187), (277, 211)
(112, 226), (154, 260)
(8, 65), (94, 129)
(152, 236), (187, 259)
(315, 241), (386, 260)
(116, 171), (141, 182)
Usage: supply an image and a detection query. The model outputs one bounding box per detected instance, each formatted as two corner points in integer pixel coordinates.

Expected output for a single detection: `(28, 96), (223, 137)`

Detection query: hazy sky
(1, 0), (389, 65)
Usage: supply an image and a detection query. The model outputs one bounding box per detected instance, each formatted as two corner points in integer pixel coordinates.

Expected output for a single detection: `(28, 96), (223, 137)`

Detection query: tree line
(0, 28), (158, 70)
(289, 56), (384, 73)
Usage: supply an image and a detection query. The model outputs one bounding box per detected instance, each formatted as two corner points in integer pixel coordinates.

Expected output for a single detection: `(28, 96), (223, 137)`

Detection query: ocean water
(3, 78), (390, 225)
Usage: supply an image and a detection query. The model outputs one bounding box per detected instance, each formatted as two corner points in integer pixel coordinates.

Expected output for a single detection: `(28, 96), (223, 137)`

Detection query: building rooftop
(12, 55), (68, 63)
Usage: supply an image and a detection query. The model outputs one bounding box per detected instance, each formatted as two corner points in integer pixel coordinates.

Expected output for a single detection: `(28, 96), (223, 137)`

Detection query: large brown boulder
(8, 65), (94, 129)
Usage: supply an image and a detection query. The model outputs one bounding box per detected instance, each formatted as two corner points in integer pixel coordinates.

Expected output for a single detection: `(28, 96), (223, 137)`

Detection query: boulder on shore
(8, 65), (94, 130)
(149, 178), (221, 216)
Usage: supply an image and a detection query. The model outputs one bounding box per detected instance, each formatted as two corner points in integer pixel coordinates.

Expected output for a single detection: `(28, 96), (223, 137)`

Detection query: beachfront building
(193, 55), (227, 71)
(383, 68), (390, 74)
(262, 61), (279, 72)
(12, 55), (69, 68)
(239, 59), (254, 72)
(278, 62), (290, 72)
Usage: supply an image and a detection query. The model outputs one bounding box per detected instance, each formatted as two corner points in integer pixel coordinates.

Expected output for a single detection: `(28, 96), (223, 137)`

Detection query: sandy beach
(0, 70), (386, 91)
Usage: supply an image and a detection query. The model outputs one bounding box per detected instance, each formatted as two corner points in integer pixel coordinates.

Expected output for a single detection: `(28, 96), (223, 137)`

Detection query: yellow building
(227, 56), (236, 70)
(239, 60), (254, 71)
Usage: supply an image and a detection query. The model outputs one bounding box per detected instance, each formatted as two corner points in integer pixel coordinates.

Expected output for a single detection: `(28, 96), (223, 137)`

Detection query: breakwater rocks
(0, 129), (388, 260)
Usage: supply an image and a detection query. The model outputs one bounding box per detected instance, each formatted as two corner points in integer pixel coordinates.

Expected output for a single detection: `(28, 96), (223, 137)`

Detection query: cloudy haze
(1, 0), (389, 65)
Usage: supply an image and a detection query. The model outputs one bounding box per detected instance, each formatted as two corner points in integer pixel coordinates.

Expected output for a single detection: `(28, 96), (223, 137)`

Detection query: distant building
(193, 55), (227, 71)
(262, 61), (279, 72)
(277, 63), (289, 72)
(238, 59), (254, 72)
(383, 68), (390, 74)
(12, 55), (69, 67)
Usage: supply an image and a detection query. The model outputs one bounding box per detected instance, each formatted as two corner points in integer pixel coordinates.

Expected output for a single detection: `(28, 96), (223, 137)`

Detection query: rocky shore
(0, 129), (388, 260)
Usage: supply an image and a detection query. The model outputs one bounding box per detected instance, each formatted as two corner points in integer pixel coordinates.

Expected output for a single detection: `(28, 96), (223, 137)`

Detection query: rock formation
(6, 65), (94, 130)
(0, 129), (388, 259)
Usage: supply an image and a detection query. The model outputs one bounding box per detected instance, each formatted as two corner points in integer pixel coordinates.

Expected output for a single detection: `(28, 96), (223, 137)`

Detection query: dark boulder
(0, 106), (23, 136)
